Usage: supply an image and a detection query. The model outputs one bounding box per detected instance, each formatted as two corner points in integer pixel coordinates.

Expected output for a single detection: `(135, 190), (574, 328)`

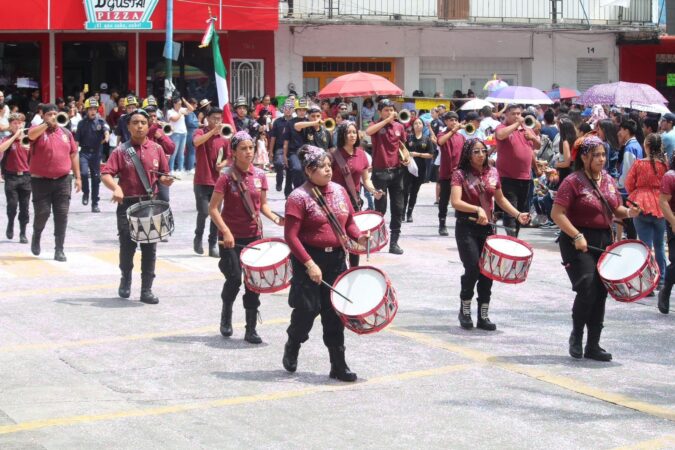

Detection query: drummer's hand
(476, 207), (488, 225)
(627, 205), (641, 219)
(160, 176), (174, 187)
(111, 186), (124, 204)
(574, 235), (588, 253)
(307, 264), (322, 284)
(274, 215), (285, 227)
(373, 189), (384, 200)
(357, 233), (370, 247)
(516, 212), (530, 225)
(220, 231), (235, 248)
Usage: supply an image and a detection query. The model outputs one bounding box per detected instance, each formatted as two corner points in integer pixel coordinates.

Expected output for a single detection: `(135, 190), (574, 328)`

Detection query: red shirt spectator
(214, 166), (268, 238)
(371, 121), (407, 170)
(554, 171), (621, 229)
(29, 127), (77, 178)
(330, 147), (370, 192)
(101, 140), (168, 197)
(661, 170), (675, 211)
(625, 159), (668, 218)
(193, 128), (230, 186)
(0, 137), (30, 173)
(438, 131), (465, 180)
(495, 124), (534, 180)
(254, 103), (277, 120)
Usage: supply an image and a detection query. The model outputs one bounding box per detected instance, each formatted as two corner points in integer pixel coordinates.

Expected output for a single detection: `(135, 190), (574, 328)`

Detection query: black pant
(116, 199), (156, 276)
(31, 176), (72, 251)
(372, 167), (404, 238)
(79, 150), (101, 205)
(403, 171), (423, 216)
(455, 218), (494, 302)
(286, 247), (346, 347)
(665, 227), (675, 286)
(284, 152), (304, 197)
(5, 173), (31, 228)
(218, 236), (261, 310)
(620, 193), (637, 239)
(194, 184), (217, 245)
(157, 183), (170, 203)
(438, 178), (451, 223)
(500, 177), (530, 237)
(559, 228), (612, 332)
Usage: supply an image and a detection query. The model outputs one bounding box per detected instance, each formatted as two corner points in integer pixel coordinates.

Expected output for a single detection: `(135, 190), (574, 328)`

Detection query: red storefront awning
(5, 0), (279, 31)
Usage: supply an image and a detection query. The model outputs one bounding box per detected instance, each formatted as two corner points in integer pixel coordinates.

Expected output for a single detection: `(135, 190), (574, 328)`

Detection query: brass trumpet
(56, 112), (70, 127)
(524, 116), (537, 129)
(221, 123), (234, 139)
(398, 109), (412, 125)
(323, 118), (336, 132)
(161, 123), (173, 136)
(464, 123), (476, 135)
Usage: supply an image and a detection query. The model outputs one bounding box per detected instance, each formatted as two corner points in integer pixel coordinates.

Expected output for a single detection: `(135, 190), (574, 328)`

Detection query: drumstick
(366, 230), (371, 262)
(469, 217), (517, 232)
(217, 241), (261, 250)
(321, 280), (353, 303)
(151, 170), (181, 180)
(273, 211), (285, 219)
(587, 244), (621, 257)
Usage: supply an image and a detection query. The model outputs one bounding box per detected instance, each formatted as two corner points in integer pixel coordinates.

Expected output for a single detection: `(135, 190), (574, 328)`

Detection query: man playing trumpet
(147, 107), (176, 203)
(0, 114), (31, 243)
(294, 106), (332, 151)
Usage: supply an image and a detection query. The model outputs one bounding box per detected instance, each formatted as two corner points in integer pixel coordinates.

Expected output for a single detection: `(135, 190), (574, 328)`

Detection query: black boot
(568, 328), (583, 359)
(389, 234), (403, 255)
(140, 274), (159, 304)
(19, 223), (28, 244)
(244, 309), (262, 344)
(476, 302), (497, 331)
(220, 301), (233, 337)
(208, 244), (219, 258)
(282, 340), (301, 372)
(54, 234), (66, 262)
(584, 326), (612, 361)
(193, 235), (204, 255)
(31, 231), (41, 256)
(406, 211), (413, 223)
(458, 299), (473, 329)
(118, 270), (132, 299)
(6, 221), (14, 240)
(439, 219), (449, 236)
(82, 194), (89, 206)
(658, 282), (671, 314)
(328, 346), (357, 382)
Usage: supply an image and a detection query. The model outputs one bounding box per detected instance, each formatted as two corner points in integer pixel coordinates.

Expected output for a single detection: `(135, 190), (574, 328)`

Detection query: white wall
(274, 24), (620, 96)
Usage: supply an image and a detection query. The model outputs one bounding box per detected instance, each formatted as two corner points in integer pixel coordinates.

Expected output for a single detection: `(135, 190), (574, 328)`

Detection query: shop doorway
(62, 41), (128, 98)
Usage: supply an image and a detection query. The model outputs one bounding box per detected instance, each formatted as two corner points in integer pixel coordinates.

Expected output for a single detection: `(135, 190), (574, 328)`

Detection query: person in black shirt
(232, 96), (258, 138)
(283, 98), (309, 197)
(115, 95), (138, 143)
(403, 118), (434, 222)
(75, 97), (109, 212)
(294, 106), (332, 151)
(268, 101), (294, 191)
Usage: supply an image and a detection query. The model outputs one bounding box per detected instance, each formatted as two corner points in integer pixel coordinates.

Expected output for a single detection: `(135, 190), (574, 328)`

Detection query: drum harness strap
(582, 172), (616, 243)
(310, 185), (351, 268)
(331, 148), (363, 209)
(123, 141), (154, 199)
(463, 170), (495, 230)
(228, 167), (263, 237)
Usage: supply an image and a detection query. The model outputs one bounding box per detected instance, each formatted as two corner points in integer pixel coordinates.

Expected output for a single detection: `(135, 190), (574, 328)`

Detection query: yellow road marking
(91, 250), (188, 273)
(0, 318), (288, 353)
(0, 254), (68, 278)
(387, 327), (675, 423)
(610, 434), (675, 450)
(0, 363), (471, 435)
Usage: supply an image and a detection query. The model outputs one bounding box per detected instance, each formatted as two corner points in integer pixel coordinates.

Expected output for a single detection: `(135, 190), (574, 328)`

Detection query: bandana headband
(231, 130), (252, 150)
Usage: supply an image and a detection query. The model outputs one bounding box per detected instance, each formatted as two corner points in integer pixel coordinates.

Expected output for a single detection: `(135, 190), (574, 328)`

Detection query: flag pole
(165, 0), (174, 102)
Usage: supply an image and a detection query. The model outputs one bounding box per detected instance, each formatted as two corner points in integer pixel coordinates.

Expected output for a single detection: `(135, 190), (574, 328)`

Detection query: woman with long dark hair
(403, 118), (434, 223)
(450, 138), (529, 331)
(555, 119), (577, 184)
(597, 119), (620, 179)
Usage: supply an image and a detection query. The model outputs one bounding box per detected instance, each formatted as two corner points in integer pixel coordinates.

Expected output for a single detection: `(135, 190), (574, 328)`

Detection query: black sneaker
(439, 226), (449, 236)
(389, 243), (404, 255)
(91, 204), (101, 213)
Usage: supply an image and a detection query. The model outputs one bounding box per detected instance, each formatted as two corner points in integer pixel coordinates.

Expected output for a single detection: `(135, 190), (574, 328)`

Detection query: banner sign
(84, 0), (160, 30)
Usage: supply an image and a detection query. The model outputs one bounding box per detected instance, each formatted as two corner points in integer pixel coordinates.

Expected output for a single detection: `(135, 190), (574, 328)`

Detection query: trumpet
(161, 123), (173, 136)
(56, 112), (70, 127)
(323, 118), (336, 132)
(221, 123), (234, 139)
(398, 109), (412, 125)
(464, 123), (476, 135)
(524, 116), (537, 129)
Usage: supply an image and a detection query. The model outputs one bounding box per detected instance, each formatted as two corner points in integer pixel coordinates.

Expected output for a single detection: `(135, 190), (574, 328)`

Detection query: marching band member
(451, 138), (529, 330)
(0, 113), (31, 243)
(193, 107), (230, 258)
(331, 121), (382, 267)
(208, 131), (283, 344)
(75, 97), (109, 213)
(293, 106), (332, 151)
(101, 109), (173, 304)
(114, 95), (139, 143)
(551, 136), (640, 361)
(437, 112), (466, 236)
(147, 106), (176, 204)
(27, 103), (82, 262)
(365, 99), (409, 255)
(282, 145), (369, 382)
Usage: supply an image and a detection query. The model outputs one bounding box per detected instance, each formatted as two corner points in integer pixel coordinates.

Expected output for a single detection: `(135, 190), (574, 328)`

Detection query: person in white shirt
(30, 105), (44, 126)
(0, 91), (10, 139)
(166, 97), (194, 173)
(478, 105), (501, 137)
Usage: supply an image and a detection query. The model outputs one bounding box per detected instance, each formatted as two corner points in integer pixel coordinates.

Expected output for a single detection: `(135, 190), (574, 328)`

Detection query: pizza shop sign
(84, 0), (160, 30)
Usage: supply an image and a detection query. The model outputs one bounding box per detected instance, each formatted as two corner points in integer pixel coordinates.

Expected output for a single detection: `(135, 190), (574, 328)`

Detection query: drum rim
(330, 265), (392, 317)
(597, 239), (654, 283)
(352, 210), (386, 233)
(478, 243), (532, 284)
(126, 199), (172, 217)
(240, 237), (291, 271)
(484, 234), (533, 260)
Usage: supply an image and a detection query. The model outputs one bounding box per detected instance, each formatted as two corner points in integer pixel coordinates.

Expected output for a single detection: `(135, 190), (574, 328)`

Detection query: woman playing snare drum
(208, 131), (284, 344)
(450, 138), (529, 331)
(551, 136), (640, 361)
(283, 145), (369, 382)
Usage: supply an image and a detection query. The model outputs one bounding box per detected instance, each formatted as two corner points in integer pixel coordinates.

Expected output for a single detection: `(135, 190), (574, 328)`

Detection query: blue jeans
(273, 148), (285, 190)
(168, 133), (187, 172)
(633, 214), (666, 285)
(79, 150), (101, 204)
(284, 153), (304, 197)
(185, 129), (196, 171)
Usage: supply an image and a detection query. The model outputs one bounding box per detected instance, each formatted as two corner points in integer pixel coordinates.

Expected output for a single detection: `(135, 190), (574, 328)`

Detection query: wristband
(573, 233), (584, 242)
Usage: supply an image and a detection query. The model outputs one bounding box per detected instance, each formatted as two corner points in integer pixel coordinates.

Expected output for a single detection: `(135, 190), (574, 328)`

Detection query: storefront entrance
(61, 41), (128, 98)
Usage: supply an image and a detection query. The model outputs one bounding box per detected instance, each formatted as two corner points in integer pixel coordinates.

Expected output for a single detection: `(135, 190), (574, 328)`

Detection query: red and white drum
(239, 238), (292, 294)
(597, 239), (659, 302)
(330, 266), (398, 334)
(479, 235), (534, 284)
(347, 211), (389, 255)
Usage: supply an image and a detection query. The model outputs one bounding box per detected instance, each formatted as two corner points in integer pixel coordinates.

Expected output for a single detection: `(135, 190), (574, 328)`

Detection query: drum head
(598, 241), (648, 281)
(128, 200), (170, 217)
(240, 240), (290, 268)
(488, 236), (532, 257)
(333, 267), (387, 316)
(353, 212), (383, 232)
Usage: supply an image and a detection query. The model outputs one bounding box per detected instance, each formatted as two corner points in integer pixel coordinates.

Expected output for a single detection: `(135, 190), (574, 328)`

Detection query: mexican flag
(200, 17), (235, 128)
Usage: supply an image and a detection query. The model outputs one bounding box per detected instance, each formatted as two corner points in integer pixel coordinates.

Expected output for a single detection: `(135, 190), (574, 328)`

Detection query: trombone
(398, 109), (412, 125)
(221, 123), (234, 139)
(56, 112), (70, 127)
(323, 118), (336, 132)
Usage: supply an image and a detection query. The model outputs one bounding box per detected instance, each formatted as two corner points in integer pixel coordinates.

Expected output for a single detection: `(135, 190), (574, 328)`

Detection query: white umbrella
(628, 102), (670, 115)
(460, 99), (494, 111)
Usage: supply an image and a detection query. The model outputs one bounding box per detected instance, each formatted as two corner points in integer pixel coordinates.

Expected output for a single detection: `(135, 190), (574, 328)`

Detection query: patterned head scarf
(572, 135), (604, 161)
(300, 145), (328, 170)
(230, 131), (252, 150)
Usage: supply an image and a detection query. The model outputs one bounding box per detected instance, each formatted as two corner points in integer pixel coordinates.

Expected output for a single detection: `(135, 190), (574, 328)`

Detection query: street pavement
(0, 172), (673, 450)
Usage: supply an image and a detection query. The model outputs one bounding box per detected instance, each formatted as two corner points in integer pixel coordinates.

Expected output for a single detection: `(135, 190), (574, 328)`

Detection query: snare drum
(347, 211), (389, 255)
(331, 266), (398, 334)
(479, 235), (533, 284)
(597, 239), (659, 302)
(240, 238), (292, 294)
(126, 200), (174, 244)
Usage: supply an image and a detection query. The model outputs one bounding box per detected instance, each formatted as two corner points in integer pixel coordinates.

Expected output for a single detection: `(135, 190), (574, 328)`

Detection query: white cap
(100, 82), (108, 90)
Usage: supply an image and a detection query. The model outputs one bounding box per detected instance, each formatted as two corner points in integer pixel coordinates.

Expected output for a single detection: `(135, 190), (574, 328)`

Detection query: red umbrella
(317, 72), (403, 99)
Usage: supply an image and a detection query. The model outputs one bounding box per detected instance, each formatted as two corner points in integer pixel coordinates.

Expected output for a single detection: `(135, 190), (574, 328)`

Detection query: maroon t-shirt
(451, 166), (501, 210)
(371, 121), (407, 170)
(193, 128), (230, 186)
(330, 147), (370, 194)
(29, 127), (77, 178)
(554, 171), (621, 229)
(660, 170), (675, 211)
(438, 131), (465, 180)
(495, 124), (534, 181)
(147, 124), (176, 156)
(284, 182), (362, 264)
(101, 139), (169, 198)
(0, 136), (30, 173)
(213, 165), (268, 238)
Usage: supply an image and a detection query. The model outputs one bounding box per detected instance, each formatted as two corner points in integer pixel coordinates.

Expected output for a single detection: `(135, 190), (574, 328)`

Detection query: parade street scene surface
(0, 0), (674, 449)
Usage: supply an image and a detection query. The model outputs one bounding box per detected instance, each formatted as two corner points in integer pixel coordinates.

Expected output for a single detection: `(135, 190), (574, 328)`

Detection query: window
(0, 42), (41, 111)
(63, 42), (127, 99)
(419, 78), (437, 97)
(577, 58), (608, 91)
(230, 59), (264, 104)
(443, 79), (463, 98)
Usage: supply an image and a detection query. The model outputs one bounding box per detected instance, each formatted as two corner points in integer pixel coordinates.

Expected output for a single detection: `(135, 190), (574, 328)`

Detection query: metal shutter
(577, 58), (608, 91)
